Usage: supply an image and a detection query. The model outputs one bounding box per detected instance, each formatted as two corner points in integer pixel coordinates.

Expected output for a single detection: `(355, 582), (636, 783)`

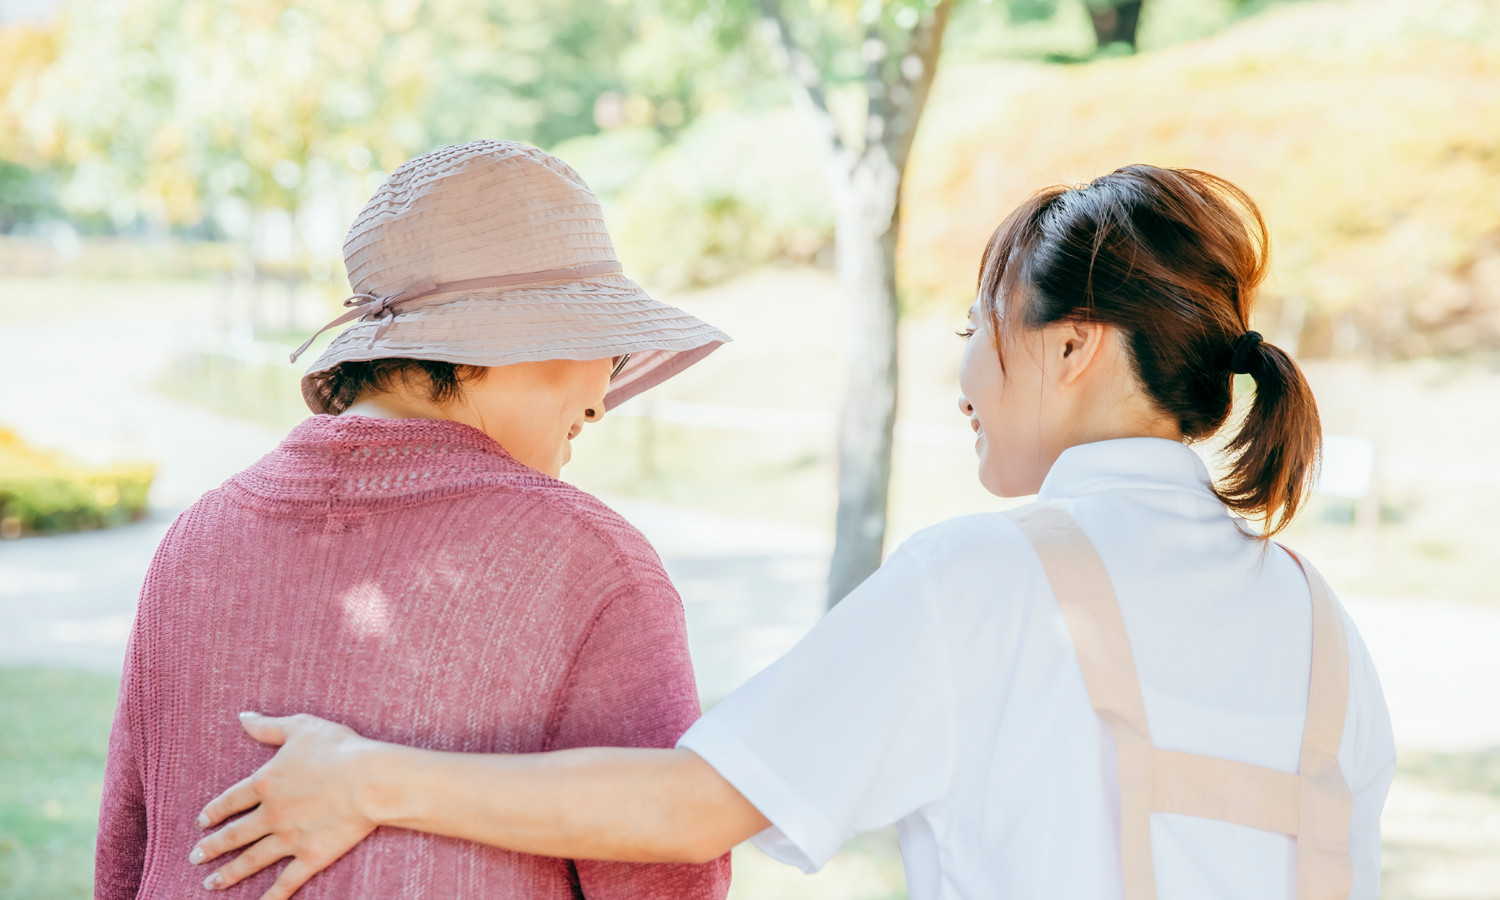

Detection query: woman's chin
(977, 458), (1035, 499)
(976, 459), (1007, 497)
(979, 475), (1012, 498)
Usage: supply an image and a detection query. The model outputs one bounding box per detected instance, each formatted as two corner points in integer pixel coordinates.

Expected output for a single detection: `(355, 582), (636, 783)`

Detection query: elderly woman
(94, 140), (732, 899)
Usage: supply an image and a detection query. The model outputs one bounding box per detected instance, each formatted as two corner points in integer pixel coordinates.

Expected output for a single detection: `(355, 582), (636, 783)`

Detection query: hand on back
(191, 713), (379, 899)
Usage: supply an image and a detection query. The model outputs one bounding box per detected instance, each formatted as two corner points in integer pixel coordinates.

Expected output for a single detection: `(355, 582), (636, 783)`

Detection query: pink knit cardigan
(96, 415), (731, 899)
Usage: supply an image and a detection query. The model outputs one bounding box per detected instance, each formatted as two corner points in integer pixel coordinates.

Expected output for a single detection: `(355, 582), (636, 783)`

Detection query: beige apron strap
(1285, 550), (1355, 900)
(1151, 749), (1300, 835)
(1012, 508), (1357, 900)
(1010, 506), (1158, 900)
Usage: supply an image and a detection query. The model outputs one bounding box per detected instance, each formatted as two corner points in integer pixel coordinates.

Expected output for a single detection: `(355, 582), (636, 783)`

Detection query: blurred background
(1, 0), (1497, 896)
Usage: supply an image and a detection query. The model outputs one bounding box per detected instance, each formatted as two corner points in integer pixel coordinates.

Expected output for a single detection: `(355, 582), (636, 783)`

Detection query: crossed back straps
(1008, 505), (1354, 900)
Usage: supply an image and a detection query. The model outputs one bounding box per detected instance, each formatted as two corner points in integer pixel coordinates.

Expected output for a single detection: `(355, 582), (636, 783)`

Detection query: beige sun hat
(292, 139), (730, 414)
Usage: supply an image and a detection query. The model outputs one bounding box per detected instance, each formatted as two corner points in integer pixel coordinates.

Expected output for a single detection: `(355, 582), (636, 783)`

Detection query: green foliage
(12, 0), (604, 221)
(1400, 750), (1500, 801)
(1, 0), (776, 232)
(0, 161), (62, 230)
(4, 0), (1496, 355)
(0, 0), (1283, 240)
(551, 128), (667, 198)
(0, 668), (118, 900)
(0, 238), (239, 280)
(151, 350), (311, 432)
(899, 0), (1500, 355)
(0, 430), (154, 537)
(947, 0), (1294, 63)
(603, 108), (835, 288)
(1006, 0), (1064, 25)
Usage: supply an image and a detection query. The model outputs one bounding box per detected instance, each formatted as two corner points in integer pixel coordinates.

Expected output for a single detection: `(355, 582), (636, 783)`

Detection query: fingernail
(238, 711), (255, 720)
(189, 846), (205, 865)
(196, 812), (210, 829)
(203, 872), (222, 890)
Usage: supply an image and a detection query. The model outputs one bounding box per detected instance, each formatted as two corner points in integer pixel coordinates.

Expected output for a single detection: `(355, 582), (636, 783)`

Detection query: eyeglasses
(610, 353), (631, 381)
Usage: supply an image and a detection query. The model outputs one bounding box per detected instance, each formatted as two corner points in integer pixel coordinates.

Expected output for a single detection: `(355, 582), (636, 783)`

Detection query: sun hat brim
(298, 272), (729, 414)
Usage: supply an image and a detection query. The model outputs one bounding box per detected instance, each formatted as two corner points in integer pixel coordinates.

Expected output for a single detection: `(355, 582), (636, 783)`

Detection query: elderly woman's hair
(305, 359), (486, 415)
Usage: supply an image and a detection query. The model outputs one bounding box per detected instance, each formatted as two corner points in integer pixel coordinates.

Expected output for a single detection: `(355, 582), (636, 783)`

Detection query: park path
(1, 289), (1497, 749)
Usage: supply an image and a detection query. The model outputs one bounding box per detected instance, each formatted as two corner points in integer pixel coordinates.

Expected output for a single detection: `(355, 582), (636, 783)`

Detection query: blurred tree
(1001, 0), (1145, 53)
(731, 0), (1350, 605)
(0, 20), (56, 155)
(898, 0), (1500, 358)
(5, 0), (761, 251)
(0, 19), (63, 231)
(736, 0), (1317, 604)
(1086, 0), (1143, 50)
(0, 160), (61, 231)
(709, 0), (955, 606)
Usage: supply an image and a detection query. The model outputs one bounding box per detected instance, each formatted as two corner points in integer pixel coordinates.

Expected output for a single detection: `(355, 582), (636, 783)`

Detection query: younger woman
(192, 165), (1396, 900)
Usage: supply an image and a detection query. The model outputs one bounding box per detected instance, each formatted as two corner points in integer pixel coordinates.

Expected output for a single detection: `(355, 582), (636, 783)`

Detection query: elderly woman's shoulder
(462, 477), (662, 562)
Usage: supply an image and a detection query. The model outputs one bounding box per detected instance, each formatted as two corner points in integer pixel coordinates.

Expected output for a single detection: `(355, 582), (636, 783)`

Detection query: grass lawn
(5, 665), (1499, 899)
(0, 668), (118, 900)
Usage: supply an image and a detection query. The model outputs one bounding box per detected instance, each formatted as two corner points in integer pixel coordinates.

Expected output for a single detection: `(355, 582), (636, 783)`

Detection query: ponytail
(1214, 336), (1322, 537)
(977, 165), (1324, 537)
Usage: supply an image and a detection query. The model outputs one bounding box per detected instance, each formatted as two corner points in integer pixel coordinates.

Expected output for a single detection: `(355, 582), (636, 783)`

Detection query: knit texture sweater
(96, 415), (731, 899)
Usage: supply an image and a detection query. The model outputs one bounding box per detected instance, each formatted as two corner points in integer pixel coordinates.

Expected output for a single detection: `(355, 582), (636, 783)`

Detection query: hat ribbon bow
(288, 261), (624, 364)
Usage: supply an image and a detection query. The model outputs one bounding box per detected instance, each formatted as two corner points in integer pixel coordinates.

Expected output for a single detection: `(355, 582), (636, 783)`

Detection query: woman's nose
(584, 407), (604, 422)
(957, 394), (974, 417)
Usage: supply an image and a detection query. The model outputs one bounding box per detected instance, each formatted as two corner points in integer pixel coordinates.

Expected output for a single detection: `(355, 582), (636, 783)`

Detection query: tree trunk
(1089, 0), (1144, 50)
(753, 0), (951, 607)
(826, 153), (902, 606)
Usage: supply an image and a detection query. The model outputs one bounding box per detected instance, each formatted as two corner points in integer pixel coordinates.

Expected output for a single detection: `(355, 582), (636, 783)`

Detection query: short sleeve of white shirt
(676, 545), (958, 872)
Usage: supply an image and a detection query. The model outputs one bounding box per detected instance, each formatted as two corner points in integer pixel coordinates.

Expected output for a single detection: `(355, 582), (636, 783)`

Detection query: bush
(0, 429), (154, 537)
(0, 234), (241, 279)
(603, 108), (835, 289)
(550, 127), (665, 199)
(899, 0), (1500, 356)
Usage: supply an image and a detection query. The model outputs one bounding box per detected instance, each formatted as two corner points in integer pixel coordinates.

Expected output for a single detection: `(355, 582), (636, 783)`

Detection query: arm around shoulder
(539, 536), (753, 895)
(362, 741), (766, 866)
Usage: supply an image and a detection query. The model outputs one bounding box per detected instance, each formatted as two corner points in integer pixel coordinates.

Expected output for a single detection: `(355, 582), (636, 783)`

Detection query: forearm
(359, 744), (764, 864)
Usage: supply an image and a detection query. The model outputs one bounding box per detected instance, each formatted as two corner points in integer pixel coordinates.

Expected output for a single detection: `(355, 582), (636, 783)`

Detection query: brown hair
(305, 359), (486, 415)
(979, 164), (1320, 536)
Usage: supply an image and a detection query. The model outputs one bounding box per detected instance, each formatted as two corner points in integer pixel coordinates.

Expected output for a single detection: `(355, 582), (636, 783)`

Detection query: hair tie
(1229, 330), (1264, 375)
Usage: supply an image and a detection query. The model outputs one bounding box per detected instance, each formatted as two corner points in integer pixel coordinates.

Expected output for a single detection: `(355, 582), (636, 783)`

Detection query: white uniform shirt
(679, 438), (1396, 900)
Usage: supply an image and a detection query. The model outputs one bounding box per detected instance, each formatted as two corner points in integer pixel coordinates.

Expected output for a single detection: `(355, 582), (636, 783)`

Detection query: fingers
(239, 711), (294, 746)
(192, 809), (271, 865)
(202, 712), (321, 829)
(197, 774), (262, 831)
(259, 858), (321, 900)
(200, 835), (291, 891)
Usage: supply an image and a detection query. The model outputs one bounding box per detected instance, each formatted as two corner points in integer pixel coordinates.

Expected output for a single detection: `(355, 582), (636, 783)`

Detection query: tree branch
(757, 0), (848, 165)
(884, 0), (955, 174)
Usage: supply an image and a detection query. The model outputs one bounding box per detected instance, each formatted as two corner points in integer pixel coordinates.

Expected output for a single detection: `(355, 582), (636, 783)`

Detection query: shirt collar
(1037, 437), (1215, 501)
